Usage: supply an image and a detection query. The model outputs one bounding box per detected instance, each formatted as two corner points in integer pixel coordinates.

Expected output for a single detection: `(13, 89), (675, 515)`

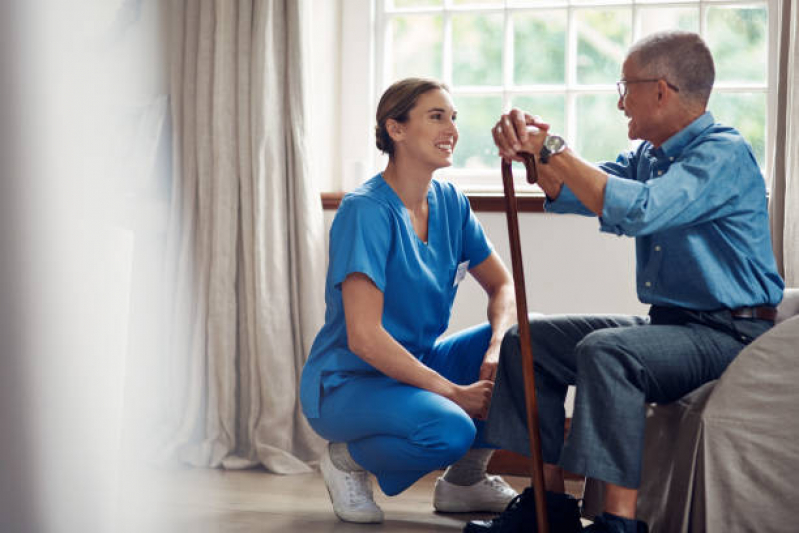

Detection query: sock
(442, 448), (494, 486)
(328, 442), (363, 472)
(601, 512), (645, 533)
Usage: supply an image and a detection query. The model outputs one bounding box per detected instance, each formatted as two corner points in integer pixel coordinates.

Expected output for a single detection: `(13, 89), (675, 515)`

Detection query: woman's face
(394, 88), (458, 170)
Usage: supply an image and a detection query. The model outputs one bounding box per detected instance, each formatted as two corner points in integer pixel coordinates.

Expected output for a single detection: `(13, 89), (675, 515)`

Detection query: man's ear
(657, 79), (673, 105)
(386, 119), (405, 143)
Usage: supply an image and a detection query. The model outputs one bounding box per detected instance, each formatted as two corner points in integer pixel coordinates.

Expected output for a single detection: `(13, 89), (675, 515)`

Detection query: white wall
(451, 211), (647, 332)
(324, 209), (647, 336)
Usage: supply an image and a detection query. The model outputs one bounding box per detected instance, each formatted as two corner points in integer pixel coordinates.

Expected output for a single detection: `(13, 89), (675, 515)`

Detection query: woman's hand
(450, 380), (494, 420)
(479, 342), (500, 382)
(492, 109), (549, 161)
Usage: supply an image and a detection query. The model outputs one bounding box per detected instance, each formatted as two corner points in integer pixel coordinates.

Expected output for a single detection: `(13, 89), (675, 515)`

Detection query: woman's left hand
(479, 343), (501, 382)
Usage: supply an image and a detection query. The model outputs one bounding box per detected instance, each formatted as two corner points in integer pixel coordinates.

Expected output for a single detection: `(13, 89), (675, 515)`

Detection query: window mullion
(503, 7), (514, 112)
(443, 8), (453, 86)
(566, 3), (577, 142)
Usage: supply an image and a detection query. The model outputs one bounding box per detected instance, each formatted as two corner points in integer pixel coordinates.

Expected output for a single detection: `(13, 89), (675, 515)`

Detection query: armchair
(583, 289), (799, 532)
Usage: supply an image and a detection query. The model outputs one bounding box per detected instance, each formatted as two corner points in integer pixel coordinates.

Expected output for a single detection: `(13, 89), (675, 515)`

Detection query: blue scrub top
(300, 174), (493, 418)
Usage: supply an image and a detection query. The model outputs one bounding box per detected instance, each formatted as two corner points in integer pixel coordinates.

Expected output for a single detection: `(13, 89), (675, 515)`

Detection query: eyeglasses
(616, 79), (680, 99)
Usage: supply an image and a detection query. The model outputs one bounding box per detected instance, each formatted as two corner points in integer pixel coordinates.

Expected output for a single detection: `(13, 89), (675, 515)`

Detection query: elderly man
(466, 31), (784, 533)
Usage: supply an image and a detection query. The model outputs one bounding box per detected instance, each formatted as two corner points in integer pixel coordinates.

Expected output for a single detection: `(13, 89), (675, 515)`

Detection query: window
(365, 0), (777, 192)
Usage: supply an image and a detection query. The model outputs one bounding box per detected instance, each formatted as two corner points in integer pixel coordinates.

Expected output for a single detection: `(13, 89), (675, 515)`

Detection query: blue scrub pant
(484, 309), (772, 488)
(307, 322), (494, 496)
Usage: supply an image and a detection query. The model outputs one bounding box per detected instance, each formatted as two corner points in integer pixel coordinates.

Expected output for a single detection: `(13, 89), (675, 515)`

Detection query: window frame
(336, 0), (779, 194)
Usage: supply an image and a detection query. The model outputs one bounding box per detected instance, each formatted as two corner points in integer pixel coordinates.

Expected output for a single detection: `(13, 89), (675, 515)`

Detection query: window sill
(321, 191), (546, 213)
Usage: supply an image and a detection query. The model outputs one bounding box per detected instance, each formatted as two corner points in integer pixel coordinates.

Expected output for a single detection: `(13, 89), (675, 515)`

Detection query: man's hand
(492, 109), (549, 161)
(537, 164), (565, 200)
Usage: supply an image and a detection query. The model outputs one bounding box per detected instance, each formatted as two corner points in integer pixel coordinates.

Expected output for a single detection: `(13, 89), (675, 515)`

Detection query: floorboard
(120, 467), (585, 532)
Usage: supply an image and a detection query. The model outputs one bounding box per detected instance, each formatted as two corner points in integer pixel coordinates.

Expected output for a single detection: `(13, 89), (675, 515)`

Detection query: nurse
(300, 78), (519, 524)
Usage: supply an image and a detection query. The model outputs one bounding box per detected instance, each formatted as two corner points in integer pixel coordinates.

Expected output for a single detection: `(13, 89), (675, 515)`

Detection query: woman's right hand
(450, 380), (494, 420)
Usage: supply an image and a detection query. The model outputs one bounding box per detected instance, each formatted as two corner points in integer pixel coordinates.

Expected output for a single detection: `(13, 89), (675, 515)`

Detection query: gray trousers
(483, 309), (772, 488)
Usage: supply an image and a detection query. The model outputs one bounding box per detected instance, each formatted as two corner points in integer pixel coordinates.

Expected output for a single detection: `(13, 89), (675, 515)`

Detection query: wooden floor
(122, 467), (585, 532)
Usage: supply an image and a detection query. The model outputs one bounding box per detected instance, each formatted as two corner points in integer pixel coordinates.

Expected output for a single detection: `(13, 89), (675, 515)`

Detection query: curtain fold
(161, 0), (325, 474)
(770, 0), (799, 287)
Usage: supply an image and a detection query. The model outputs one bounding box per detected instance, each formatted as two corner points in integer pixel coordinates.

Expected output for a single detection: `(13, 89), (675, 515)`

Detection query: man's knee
(575, 329), (639, 372)
(500, 313), (548, 366)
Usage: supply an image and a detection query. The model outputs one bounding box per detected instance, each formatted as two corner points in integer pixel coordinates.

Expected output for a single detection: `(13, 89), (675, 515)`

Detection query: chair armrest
(776, 288), (799, 323)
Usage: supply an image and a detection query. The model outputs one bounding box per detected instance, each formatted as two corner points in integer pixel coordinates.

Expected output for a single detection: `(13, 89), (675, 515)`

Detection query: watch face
(545, 135), (566, 153)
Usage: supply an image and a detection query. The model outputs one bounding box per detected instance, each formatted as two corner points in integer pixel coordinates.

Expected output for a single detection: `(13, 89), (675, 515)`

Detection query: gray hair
(628, 31), (715, 107)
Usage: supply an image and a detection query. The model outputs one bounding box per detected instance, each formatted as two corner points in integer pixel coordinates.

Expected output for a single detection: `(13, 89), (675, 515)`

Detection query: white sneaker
(433, 475), (518, 513)
(320, 445), (384, 523)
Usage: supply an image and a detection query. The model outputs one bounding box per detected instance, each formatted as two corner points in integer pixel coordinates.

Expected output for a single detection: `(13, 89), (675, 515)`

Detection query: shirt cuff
(545, 184), (581, 213)
(601, 174), (643, 227)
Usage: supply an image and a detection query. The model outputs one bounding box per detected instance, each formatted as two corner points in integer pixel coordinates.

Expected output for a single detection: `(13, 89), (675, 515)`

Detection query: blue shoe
(463, 488), (582, 533)
(584, 513), (648, 533)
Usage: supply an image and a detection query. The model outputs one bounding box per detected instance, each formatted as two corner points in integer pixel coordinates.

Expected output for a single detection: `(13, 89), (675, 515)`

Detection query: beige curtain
(161, 0), (326, 474)
(770, 0), (799, 287)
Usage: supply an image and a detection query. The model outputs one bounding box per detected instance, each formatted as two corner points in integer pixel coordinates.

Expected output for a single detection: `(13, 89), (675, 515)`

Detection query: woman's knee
(411, 409), (476, 465)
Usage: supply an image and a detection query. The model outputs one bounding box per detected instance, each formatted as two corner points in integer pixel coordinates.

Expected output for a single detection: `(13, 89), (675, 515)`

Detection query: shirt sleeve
(544, 183), (594, 216)
(600, 136), (754, 237)
(328, 195), (392, 292)
(545, 150), (638, 216)
(457, 190), (493, 267)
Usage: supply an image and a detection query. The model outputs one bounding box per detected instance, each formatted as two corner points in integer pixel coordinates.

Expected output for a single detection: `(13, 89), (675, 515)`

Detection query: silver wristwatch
(539, 134), (567, 164)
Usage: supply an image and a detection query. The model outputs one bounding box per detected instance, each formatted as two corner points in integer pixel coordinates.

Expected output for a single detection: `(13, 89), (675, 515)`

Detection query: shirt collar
(656, 111), (715, 159)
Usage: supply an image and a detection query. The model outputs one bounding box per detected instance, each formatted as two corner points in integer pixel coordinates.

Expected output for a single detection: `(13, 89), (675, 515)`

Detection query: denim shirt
(547, 112), (784, 310)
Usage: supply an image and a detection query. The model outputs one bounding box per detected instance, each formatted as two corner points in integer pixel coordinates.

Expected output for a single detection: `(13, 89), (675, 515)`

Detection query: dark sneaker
(584, 513), (648, 533)
(463, 488), (582, 533)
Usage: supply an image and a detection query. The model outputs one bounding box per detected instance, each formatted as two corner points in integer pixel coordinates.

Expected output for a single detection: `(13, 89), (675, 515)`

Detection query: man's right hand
(492, 108), (549, 161)
(492, 109), (564, 200)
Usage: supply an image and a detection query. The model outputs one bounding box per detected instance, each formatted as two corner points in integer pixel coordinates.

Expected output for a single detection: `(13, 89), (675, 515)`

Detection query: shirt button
(655, 245), (662, 252)
(657, 170), (664, 176)
(645, 281), (652, 287)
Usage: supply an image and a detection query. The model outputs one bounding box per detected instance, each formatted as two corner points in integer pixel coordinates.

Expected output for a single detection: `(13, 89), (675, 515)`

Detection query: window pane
(452, 95), (503, 170)
(575, 94), (630, 163)
(453, 0), (503, 4)
(637, 7), (699, 37)
(509, 0), (567, 5)
(708, 92), (766, 168)
(575, 8), (631, 85)
(390, 0), (442, 7)
(452, 13), (503, 86)
(707, 6), (767, 84)
(514, 11), (567, 85)
(510, 95), (566, 136)
(388, 15), (443, 81)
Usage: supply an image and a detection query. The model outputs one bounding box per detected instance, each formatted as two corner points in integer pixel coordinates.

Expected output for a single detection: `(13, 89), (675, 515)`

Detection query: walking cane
(501, 154), (549, 533)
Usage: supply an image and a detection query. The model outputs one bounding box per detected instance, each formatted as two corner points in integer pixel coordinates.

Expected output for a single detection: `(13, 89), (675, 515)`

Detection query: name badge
(453, 260), (470, 287)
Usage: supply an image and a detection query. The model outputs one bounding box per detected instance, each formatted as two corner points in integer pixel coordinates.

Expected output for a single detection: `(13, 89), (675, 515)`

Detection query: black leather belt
(730, 306), (777, 321)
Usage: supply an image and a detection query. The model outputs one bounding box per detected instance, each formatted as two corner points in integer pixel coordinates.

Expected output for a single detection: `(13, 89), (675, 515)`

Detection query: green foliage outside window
(514, 11), (566, 85)
(383, 2), (769, 174)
